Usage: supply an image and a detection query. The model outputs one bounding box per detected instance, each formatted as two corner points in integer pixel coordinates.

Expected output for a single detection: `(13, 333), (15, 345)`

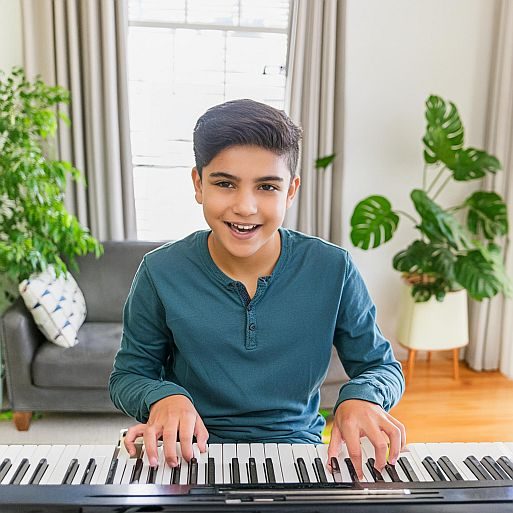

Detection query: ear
(286, 175), (301, 208)
(191, 168), (203, 204)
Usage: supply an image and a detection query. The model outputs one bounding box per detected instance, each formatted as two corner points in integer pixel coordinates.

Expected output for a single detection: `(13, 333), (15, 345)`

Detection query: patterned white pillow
(19, 265), (87, 348)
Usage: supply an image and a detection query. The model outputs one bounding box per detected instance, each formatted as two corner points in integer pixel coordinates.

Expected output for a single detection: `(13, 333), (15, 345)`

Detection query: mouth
(224, 222), (261, 235)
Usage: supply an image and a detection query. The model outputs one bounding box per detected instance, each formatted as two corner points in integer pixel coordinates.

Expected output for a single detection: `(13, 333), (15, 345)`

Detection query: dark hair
(193, 99), (302, 179)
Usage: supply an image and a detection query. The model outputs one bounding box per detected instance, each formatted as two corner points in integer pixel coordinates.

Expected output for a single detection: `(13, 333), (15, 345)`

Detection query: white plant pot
(397, 283), (469, 351)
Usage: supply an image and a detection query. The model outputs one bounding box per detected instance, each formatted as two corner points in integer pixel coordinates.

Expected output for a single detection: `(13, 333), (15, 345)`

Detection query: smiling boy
(109, 99), (405, 480)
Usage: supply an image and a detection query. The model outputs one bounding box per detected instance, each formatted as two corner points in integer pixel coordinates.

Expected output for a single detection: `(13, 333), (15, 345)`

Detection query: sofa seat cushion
(32, 322), (122, 389)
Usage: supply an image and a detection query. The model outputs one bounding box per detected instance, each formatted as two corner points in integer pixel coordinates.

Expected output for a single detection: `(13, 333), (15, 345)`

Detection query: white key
(360, 438), (392, 482)
(277, 444), (299, 483)
(222, 444), (237, 484)
(314, 444), (334, 482)
(71, 445), (95, 485)
(250, 444), (266, 483)
(139, 448), (152, 484)
(121, 458), (136, 484)
(2, 445), (36, 485)
(47, 445), (81, 485)
(236, 444), (250, 484)
(177, 443), (189, 485)
(39, 446), (66, 485)
(504, 443), (513, 458)
(161, 452), (173, 485)
(194, 443), (208, 485)
(331, 443), (354, 482)
(393, 449), (410, 482)
(92, 446), (117, 484)
(155, 446), (166, 484)
(291, 444), (317, 483)
(111, 454), (128, 485)
(208, 444), (223, 484)
(20, 445), (52, 485)
(407, 444), (436, 481)
(264, 443), (284, 483)
(0, 446), (23, 484)
(0, 445), (9, 461)
(426, 443), (477, 481)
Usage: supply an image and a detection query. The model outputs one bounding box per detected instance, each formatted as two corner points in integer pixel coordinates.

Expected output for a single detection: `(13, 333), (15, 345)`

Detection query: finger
(163, 422), (179, 467)
(383, 423), (402, 465)
(327, 422), (343, 473)
(194, 415), (209, 453)
(341, 426), (363, 480)
(387, 413), (407, 451)
(124, 424), (146, 457)
(143, 425), (161, 467)
(178, 413), (195, 462)
(366, 429), (389, 471)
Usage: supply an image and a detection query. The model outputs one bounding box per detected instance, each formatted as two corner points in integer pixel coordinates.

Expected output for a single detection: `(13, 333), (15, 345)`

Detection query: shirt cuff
(142, 383), (194, 421)
(333, 381), (385, 414)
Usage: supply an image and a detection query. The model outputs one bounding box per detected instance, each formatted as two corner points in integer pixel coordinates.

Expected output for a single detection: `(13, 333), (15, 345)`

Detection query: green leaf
(315, 154), (336, 170)
(422, 95), (464, 168)
(452, 148), (501, 181)
(350, 195), (399, 249)
(411, 189), (470, 249)
(466, 191), (508, 240)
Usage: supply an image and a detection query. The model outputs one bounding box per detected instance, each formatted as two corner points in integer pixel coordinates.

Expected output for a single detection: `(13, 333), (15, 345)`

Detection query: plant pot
(396, 283), (469, 382)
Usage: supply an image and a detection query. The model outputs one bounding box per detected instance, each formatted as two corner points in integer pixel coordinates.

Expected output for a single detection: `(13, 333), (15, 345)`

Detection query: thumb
(194, 414), (209, 453)
(327, 421), (343, 471)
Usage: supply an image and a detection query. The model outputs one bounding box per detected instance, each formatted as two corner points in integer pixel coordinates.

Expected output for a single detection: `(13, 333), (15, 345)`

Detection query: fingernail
(150, 458), (158, 467)
(389, 458), (397, 466)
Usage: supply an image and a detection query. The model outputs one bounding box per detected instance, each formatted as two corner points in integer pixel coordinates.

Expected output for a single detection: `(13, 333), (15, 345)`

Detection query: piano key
(20, 445), (52, 485)
(313, 457), (328, 483)
(264, 443), (284, 483)
(344, 458), (359, 482)
(28, 458), (49, 485)
(406, 444), (437, 481)
(193, 443), (207, 485)
(9, 458), (30, 485)
(422, 456), (447, 481)
(207, 457), (215, 485)
(497, 456), (513, 479)
(71, 445), (96, 485)
(291, 444), (317, 483)
(425, 443), (477, 481)
(171, 461), (181, 484)
(464, 455), (493, 480)
(129, 458), (143, 484)
(62, 459), (79, 484)
(336, 442), (365, 482)
(188, 458), (198, 485)
(222, 444), (237, 484)
(314, 444), (334, 482)
(250, 444), (266, 484)
(265, 458), (276, 483)
(208, 444), (223, 484)
(0, 458), (12, 483)
(366, 458), (385, 482)
(230, 458), (240, 484)
(438, 456), (464, 481)
(384, 463), (402, 482)
(177, 443), (189, 485)
(80, 459), (96, 485)
(111, 454), (128, 485)
(248, 457), (258, 483)
(39, 446), (66, 485)
(481, 455), (509, 480)
(0, 445), (28, 484)
(120, 458), (137, 484)
(330, 457), (344, 483)
(277, 444), (299, 483)
(397, 456), (420, 482)
(297, 458), (310, 483)
(391, 458), (410, 482)
(236, 444), (250, 484)
(91, 445), (117, 484)
(360, 438), (391, 482)
(46, 445), (80, 485)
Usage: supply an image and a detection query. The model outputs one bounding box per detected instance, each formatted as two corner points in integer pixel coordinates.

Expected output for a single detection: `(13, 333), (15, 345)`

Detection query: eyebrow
(208, 172), (284, 183)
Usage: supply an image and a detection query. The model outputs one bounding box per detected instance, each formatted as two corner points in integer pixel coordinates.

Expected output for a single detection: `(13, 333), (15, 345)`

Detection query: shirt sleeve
(109, 258), (193, 423)
(333, 252), (405, 413)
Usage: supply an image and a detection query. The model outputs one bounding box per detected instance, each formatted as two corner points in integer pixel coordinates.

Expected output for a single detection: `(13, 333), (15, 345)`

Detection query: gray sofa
(1, 240), (347, 430)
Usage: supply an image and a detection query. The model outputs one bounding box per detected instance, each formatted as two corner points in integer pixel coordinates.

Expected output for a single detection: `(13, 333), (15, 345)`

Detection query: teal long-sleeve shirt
(109, 228), (405, 444)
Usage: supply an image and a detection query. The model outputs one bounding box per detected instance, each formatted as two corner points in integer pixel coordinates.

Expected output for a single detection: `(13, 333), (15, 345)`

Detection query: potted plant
(0, 67), (102, 313)
(349, 95), (512, 378)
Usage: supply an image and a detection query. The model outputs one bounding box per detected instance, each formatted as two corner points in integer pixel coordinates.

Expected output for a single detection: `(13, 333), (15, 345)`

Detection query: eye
(259, 184), (279, 191)
(214, 181), (235, 188)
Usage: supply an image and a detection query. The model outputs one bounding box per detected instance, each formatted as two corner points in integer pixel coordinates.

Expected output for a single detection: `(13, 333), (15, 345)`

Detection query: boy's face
(192, 145), (300, 262)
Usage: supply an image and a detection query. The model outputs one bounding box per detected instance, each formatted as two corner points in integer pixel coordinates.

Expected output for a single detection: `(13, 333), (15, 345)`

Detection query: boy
(109, 99), (405, 480)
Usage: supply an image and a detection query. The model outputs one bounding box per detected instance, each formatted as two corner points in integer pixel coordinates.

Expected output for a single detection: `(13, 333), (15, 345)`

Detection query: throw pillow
(19, 266), (87, 348)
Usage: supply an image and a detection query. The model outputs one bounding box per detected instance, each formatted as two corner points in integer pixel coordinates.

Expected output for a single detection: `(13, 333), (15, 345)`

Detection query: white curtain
(466, 0), (513, 377)
(21, 0), (137, 241)
(283, 0), (346, 244)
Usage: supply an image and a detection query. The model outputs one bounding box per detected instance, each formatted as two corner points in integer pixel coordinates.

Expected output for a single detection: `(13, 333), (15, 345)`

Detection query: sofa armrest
(1, 297), (46, 406)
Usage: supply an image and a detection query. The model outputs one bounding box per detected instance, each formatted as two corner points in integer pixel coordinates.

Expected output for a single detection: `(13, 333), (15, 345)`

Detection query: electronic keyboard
(1, 432), (513, 512)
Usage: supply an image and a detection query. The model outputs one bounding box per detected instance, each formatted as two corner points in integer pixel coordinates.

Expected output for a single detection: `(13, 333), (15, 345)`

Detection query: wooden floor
(325, 352), (513, 443)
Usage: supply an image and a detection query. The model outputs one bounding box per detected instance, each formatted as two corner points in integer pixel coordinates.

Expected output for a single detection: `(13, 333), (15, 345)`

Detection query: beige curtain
(466, 0), (513, 377)
(21, 0), (137, 241)
(283, 0), (345, 244)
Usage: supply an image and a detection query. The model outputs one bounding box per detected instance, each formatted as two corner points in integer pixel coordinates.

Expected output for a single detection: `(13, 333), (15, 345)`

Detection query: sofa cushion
(32, 322), (122, 388)
(19, 266), (87, 348)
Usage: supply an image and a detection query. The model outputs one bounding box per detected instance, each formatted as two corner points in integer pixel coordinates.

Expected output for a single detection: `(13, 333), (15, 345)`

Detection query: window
(127, 0), (290, 241)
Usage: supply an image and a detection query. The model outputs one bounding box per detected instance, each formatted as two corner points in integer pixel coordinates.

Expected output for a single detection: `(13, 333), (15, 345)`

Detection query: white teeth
(229, 223), (258, 232)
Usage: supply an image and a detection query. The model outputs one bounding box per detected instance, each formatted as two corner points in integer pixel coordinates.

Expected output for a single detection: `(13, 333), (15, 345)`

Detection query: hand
(124, 395), (209, 468)
(327, 399), (406, 480)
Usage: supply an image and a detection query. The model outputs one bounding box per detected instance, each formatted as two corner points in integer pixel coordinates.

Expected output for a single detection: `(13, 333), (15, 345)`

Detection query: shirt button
(249, 323), (256, 331)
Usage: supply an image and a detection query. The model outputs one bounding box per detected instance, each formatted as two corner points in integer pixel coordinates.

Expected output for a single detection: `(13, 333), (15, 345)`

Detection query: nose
(231, 188), (258, 217)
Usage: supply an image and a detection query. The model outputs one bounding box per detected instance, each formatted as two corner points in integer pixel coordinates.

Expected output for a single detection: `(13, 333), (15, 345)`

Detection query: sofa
(1, 240), (347, 430)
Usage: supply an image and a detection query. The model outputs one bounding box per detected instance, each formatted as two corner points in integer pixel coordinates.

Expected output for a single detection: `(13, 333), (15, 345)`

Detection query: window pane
(128, 0), (186, 23)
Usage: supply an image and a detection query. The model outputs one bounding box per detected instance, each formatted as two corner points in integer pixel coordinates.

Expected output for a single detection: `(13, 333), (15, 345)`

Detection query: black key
(230, 458), (240, 484)
(265, 457), (276, 483)
(130, 458), (143, 484)
(398, 456), (419, 482)
(147, 465), (158, 484)
(314, 457), (328, 483)
(10, 458), (30, 485)
(81, 458), (96, 485)
(422, 456), (446, 481)
(481, 456), (509, 480)
(331, 457), (343, 483)
(498, 456), (513, 479)
(438, 456), (463, 481)
(297, 457), (310, 483)
(0, 459), (12, 482)
(385, 464), (402, 482)
(207, 458), (215, 485)
(344, 457), (359, 482)
(172, 463), (181, 484)
(29, 458), (49, 485)
(367, 458), (384, 482)
(464, 455), (493, 480)
(62, 459), (79, 485)
(248, 458), (258, 484)
(105, 459), (118, 484)
(188, 458), (198, 485)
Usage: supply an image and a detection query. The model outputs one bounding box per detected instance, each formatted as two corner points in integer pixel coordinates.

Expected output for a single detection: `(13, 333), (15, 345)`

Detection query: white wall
(342, 0), (496, 357)
(0, 0), (22, 72)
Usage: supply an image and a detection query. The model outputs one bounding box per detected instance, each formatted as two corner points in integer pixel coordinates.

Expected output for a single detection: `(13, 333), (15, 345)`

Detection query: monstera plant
(350, 95), (512, 303)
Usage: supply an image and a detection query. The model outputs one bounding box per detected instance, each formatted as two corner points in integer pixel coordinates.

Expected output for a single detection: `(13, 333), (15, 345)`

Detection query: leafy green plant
(0, 67), (102, 307)
(350, 95), (511, 302)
